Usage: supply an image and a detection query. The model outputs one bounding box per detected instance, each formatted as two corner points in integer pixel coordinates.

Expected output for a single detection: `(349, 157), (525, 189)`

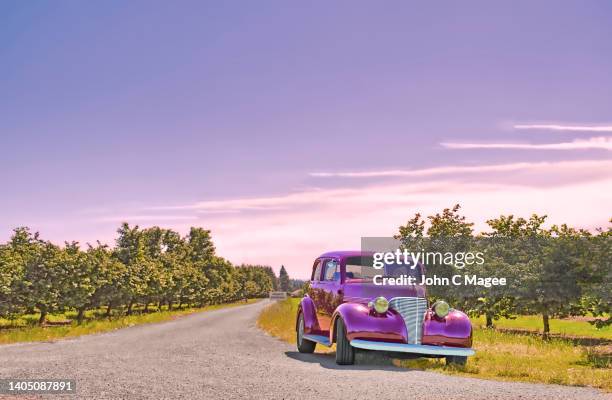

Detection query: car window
(345, 256), (377, 279)
(323, 259), (339, 281)
(311, 259), (322, 281)
(345, 256), (423, 280)
(346, 264), (377, 279)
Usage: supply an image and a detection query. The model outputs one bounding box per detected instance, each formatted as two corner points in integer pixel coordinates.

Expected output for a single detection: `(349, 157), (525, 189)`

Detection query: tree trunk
(143, 303), (149, 313)
(127, 300), (134, 315)
(157, 301), (162, 311)
(38, 309), (47, 325)
(486, 313), (493, 328)
(542, 313), (550, 339)
(168, 301), (173, 311)
(106, 304), (112, 317)
(77, 307), (85, 325)
(178, 300), (183, 309)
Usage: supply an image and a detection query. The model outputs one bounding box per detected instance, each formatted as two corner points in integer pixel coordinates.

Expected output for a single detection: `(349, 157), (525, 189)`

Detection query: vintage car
(296, 251), (474, 365)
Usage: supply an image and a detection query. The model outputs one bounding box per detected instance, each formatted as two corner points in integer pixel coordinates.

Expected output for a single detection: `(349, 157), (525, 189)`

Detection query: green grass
(397, 328), (611, 391)
(258, 299), (611, 391)
(472, 315), (612, 339)
(0, 299), (258, 345)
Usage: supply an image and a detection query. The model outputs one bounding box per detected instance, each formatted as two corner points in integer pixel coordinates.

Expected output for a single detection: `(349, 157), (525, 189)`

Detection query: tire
(446, 355), (467, 366)
(335, 317), (355, 365)
(296, 312), (316, 353)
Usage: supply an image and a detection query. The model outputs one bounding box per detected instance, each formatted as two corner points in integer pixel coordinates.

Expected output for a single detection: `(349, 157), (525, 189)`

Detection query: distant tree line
(396, 205), (611, 336)
(0, 224), (278, 324)
(288, 279), (306, 292)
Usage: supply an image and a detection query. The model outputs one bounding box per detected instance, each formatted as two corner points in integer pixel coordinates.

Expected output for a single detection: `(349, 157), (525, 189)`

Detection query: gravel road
(0, 300), (609, 400)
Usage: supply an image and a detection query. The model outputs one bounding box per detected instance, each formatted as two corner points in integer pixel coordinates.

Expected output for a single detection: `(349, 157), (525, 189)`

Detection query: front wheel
(335, 317), (355, 365)
(446, 355), (467, 366)
(296, 312), (316, 353)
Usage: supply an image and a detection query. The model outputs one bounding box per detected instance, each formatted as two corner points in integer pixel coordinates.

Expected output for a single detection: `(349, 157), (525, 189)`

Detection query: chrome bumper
(350, 339), (475, 357)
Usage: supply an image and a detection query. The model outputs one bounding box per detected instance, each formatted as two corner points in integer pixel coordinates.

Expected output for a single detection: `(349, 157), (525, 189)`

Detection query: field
(0, 299), (258, 345)
(472, 315), (612, 339)
(258, 299), (612, 391)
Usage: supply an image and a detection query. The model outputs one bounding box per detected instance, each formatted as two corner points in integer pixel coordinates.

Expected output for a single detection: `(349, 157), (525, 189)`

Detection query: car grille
(389, 297), (428, 344)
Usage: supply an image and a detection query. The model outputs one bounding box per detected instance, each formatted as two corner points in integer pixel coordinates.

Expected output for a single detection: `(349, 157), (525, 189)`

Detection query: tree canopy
(396, 205), (611, 334)
(0, 225), (278, 324)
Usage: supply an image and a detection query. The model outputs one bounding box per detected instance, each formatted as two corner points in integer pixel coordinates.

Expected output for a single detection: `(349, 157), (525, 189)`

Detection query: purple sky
(1, 1), (611, 278)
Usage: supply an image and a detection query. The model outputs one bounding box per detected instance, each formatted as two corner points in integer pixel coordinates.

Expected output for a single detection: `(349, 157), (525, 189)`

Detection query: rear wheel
(296, 312), (316, 353)
(335, 318), (355, 365)
(446, 355), (467, 366)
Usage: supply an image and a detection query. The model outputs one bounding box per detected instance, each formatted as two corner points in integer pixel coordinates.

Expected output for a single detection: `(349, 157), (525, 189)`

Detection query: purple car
(296, 251), (475, 365)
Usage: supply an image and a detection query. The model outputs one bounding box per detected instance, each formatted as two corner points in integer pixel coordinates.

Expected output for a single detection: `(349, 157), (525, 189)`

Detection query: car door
(316, 258), (342, 334)
(308, 258), (324, 315)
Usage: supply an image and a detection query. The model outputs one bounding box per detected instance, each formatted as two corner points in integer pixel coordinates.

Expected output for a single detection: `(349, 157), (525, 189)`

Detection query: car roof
(318, 250), (374, 259)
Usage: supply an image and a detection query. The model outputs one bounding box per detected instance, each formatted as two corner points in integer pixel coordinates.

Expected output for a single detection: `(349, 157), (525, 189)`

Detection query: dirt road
(0, 301), (609, 399)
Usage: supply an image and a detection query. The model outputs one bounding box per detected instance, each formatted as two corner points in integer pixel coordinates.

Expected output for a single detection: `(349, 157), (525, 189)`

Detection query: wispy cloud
(151, 159), (612, 214)
(152, 158), (611, 277)
(149, 191), (328, 212)
(39, 159), (612, 278)
(93, 215), (199, 223)
(441, 137), (612, 151)
(513, 124), (612, 133)
(310, 161), (575, 178)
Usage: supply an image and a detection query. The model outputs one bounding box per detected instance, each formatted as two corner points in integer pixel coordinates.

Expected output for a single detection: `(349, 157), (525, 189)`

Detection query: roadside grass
(258, 298), (611, 391)
(257, 298), (335, 352)
(397, 329), (611, 391)
(472, 315), (612, 339)
(0, 299), (258, 345)
(257, 297), (299, 344)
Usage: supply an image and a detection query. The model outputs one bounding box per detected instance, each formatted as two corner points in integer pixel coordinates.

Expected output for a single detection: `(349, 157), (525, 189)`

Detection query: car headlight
(369, 296), (389, 314)
(432, 300), (450, 318)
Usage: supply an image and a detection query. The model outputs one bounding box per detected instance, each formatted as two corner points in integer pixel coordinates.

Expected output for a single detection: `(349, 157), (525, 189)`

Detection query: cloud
(34, 159), (612, 279)
(210, 165), (611, 278)
(93, 215), (199, 223)
(441, 137), (612, 151)
(513, 124), (612, 133)
(149, 190), (332, 212)
(310, 160), (587, 178)
(135, 159), (612, 277)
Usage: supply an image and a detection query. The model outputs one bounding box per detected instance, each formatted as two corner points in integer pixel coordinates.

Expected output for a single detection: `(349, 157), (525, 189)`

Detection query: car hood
(343, 281), (426, 303)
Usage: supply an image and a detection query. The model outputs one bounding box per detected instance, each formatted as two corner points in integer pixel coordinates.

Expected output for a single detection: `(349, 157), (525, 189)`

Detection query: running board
(350, 339), (475, 356)
(303, 334), (331, 347)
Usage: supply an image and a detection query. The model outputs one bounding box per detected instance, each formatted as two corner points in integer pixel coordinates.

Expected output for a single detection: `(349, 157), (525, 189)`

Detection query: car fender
(422, 309), (473, 347)
(330, 302), (408, 344)
(297, 296), (321, 335)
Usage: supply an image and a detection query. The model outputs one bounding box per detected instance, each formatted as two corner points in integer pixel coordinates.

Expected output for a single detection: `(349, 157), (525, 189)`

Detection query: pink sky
(150, 158), (612, 278)
(11, 157), (610, 279)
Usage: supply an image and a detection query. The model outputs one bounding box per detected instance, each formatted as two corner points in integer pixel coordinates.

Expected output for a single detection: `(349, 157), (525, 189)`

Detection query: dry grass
(257, 297), (299, 344)
(397, 328), (611, 391)
(257, 298), (335, 353)
(258, 298), (611, 391)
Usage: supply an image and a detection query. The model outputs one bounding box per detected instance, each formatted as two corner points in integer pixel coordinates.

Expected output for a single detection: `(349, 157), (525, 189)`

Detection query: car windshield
(345, 256), (422, 281)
